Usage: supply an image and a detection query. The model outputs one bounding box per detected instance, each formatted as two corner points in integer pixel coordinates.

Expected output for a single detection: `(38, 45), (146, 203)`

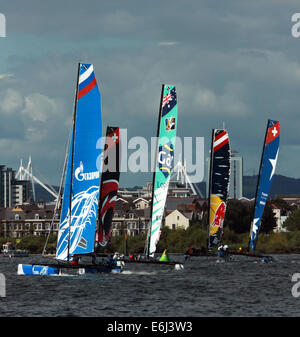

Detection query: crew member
(71, 256), (79, 266)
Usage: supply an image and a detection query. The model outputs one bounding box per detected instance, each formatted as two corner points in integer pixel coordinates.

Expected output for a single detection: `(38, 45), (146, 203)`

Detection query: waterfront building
(229, 151), (243, 199)
(0, 200), (59, 238)
(165, 210), (191, 230)
(0, 165), (30, 207)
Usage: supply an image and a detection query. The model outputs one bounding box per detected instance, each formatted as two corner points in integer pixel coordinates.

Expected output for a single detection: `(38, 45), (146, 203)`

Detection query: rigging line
(42, 110), (73, 256)
(32, 166), (58, 195)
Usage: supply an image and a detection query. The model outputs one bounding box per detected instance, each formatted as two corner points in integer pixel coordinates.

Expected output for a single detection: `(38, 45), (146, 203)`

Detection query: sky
(0, 0), (300, 188)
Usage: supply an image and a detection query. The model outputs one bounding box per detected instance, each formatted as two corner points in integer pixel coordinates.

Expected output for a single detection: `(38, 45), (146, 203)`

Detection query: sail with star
(249, 119), (280, 252)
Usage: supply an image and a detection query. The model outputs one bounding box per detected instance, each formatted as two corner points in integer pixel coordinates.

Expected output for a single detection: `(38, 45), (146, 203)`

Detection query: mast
(67, 62), (80, 262)
(207, 129), (215, 251)
(146, 85), (164, 258)
(249, 119), (269, 251)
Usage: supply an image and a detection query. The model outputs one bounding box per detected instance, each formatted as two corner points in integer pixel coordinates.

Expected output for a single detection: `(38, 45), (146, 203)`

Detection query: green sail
(147, 85), (178, 256)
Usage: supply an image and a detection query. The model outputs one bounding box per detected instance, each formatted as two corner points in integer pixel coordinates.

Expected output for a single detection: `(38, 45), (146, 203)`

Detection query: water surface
(0, 254), (299, 317)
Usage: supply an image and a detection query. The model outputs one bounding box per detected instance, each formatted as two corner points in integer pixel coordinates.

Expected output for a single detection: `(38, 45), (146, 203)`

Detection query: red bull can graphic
(209, 196), (226, 236)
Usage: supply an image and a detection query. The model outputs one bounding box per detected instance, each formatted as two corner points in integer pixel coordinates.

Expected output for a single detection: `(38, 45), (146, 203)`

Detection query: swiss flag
(265, 121), (280, 145)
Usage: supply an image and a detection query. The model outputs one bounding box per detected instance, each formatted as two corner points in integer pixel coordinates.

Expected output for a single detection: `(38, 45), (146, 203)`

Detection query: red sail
(95, 126), (121, 247)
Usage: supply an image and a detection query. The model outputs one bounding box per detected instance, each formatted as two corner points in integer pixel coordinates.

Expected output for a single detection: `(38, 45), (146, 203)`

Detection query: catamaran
(207, 129), (231, 253)
(145, 84), (178, 259)
(120, 84), (183, 269)
(223, 119), (280, 261)
(185, 128), (231, 257)
(18, 63), (123, 276)
(248, 119), (280, 253)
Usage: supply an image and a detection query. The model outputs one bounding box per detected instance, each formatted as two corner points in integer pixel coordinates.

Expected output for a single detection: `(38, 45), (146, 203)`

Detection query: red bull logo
(213, 201), (226, 228)
(209, 196), (226, 236)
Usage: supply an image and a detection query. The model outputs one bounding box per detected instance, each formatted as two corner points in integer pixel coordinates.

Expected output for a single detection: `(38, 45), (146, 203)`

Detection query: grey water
(0, 254), (300, 317)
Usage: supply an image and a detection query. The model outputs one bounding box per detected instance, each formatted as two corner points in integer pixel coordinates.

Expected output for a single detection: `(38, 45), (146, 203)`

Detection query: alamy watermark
(291, 13), (300, 38)
(93, 129), (204, 184)
(0, 273), (6, 297)
(291, 273), (300, 297)
(0, 13), (6, 37)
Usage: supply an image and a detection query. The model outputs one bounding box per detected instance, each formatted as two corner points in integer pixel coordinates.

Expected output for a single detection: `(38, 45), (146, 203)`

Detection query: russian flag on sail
(78, 64), (98, 100)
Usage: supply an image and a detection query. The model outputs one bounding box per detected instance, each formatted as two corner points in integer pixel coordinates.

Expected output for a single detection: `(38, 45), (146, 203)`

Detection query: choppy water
(0, 254), (300, 317)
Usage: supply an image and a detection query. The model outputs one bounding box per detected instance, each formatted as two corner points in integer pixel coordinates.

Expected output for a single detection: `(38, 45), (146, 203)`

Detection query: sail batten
(249, 120), (280, 252)
(56, 63), (102, 261)
(207, 129), (231, 251)
(146, 85), (178, 256)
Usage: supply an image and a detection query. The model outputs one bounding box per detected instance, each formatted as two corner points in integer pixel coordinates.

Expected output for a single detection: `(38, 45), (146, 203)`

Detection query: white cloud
(194, 88), (217, 109)
(158, 41), (179, 46)
(1, 88), (24, 113)
(180, 84), (250, 117)
(21, 93), (59, 122)
(100, 10), (139, 34)
(0, 73), (13, 79)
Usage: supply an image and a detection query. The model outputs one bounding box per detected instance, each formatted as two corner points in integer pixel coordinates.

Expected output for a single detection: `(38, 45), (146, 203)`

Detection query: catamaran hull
(78, 267), (122, 274)
(78, 260), (125, 274)
(18, 264), (59, 276)
(17, 263), (124, 276)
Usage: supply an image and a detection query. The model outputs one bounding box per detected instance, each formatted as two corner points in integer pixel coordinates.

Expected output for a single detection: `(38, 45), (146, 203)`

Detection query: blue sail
(56, 63), (102, 261)
(249, 119), (280, 251)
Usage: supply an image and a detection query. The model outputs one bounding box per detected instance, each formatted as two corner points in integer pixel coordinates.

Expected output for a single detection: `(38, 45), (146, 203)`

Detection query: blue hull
(18, 264), (59, 276)
(18, 263), (123, 276)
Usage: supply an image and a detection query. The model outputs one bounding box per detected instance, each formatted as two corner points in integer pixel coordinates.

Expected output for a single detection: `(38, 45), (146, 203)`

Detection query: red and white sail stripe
(213, 130), (229, 152)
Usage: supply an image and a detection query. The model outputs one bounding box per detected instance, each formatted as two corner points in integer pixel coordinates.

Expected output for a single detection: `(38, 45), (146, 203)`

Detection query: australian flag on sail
(56, 63), (102, 261)
(249, 120), (280, 252)
(162, 86), (177, 117)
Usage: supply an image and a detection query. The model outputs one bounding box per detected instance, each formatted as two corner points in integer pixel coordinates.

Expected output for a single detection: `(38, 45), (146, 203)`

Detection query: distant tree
(18, 235), (44, 253)
(271, 198), (295, 215)
(282, 208), (300, 231)
(199, 212), (208, 230)
(223, 200), (252, 234)
(260, 202), (277, 233)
